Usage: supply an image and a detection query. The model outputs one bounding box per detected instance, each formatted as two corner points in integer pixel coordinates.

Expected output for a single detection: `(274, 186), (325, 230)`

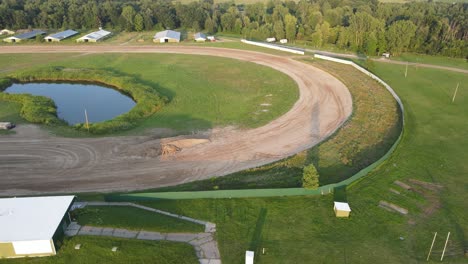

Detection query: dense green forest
(0, 0), (466, 57)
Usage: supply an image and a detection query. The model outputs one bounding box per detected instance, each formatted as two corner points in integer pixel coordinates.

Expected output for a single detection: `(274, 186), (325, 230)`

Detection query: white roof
(245, 251), (254, 264)
(154, 30), (181, 40)
(334, 201), (351, 212)
(78, 29), (111, 41)
(0, 196), (75, 242)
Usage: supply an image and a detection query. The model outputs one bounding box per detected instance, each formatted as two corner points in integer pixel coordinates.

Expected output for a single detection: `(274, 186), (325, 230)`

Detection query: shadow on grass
(249, 207), (267, 255)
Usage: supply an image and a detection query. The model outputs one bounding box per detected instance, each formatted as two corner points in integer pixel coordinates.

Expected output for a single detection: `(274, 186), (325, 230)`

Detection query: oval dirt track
(0, 46), (353, 195)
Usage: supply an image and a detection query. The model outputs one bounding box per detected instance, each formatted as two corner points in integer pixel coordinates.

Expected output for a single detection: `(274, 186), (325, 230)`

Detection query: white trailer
(0, 122), (15, 130)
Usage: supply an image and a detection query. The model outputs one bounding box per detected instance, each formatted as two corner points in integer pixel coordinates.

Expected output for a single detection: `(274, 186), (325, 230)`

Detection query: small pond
(5, 83), (136, 125)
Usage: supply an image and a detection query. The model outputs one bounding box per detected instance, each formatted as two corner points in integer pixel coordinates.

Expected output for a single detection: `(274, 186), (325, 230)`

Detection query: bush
(302, 164), (320, 189)
(1, 67), (168, 134)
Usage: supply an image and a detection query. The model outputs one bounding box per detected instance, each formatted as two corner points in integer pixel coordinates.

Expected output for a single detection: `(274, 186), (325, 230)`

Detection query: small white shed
(333, 201), (351, 218)
(0, 29), (15, 35)
(280, 39), (288, 44)
(194, 32), (207, 42)
(245, 250), (254, 264)
(266, 37), (276, 43)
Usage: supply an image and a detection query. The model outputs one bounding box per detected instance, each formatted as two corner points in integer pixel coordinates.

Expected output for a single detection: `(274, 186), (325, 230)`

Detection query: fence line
(241, 39), (305, 55)
(108, 54), (405, 201)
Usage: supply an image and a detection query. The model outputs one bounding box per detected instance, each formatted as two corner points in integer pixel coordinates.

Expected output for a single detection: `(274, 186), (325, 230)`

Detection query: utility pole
(405, 62), (408, 78)
(452, 83), (459, 103)
(440, 232), (450, 261)
(426, 232), (437, 261)
(84, 109), (90, 132)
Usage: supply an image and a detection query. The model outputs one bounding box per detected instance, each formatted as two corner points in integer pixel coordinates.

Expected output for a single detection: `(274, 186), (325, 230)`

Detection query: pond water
(5, 83), (136, 125)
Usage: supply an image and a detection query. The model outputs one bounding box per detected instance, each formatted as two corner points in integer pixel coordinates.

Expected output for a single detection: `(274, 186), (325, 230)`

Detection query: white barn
(44, 29), (78, 42)
(76, 29), (111, 43)
(0, 196), (75, 258)
(3, 30), (46, 43)
(154, 30), (181, 43)
(194, 32), (207, 42)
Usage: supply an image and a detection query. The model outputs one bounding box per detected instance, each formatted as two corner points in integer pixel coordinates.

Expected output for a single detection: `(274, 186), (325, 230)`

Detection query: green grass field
(386, 53), (468, 70)
(105, 61), (468, 263)
(0, 236), (198, 264)
(73, 206), (203, 233)
(132, 59), (401, 191)
(0, 101), (23, 135)
(0, 53), (298, 136)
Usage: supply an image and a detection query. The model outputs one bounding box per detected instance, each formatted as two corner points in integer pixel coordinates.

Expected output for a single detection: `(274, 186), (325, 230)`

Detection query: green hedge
(1, 67), (167, 134)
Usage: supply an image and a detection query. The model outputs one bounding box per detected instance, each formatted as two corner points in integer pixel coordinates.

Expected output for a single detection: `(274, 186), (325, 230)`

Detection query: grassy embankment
(144, 59), (402, 191)
(0, 67), (166, 134)
(0, 53), (298, 136)
(73, 206), (204, 233)
(0, 236), (198, 264)
(107, 62), (467, 264)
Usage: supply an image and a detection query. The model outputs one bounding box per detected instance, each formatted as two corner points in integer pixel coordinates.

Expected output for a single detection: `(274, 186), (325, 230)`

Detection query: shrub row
(1, 67), (167, 134)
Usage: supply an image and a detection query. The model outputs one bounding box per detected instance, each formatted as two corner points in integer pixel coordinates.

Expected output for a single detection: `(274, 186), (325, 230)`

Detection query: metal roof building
(0, 196), (75, 258)
(44, 29), (78, 42)
(194, 32), (207, 42)
(3, 30), (46, 43)
(154, 30), (181, 43)
(76, 29), (111, 43)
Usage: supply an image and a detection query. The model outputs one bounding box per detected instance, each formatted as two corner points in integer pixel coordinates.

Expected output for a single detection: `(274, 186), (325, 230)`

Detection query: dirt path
(0, 46), (352, 195)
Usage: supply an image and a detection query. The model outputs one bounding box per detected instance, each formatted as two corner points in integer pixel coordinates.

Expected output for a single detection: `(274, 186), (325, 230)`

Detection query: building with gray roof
(76, 29), (111, 43)
(194, 32), (207, 42)
(44, 29), (78, 42)
(154, 30), (181, 43)
(3, 30), (46, 43)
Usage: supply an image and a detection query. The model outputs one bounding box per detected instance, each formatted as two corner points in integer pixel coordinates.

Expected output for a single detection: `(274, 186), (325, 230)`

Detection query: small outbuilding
(76, 29), (111, 43)
(194, 32), (207, 42)
(3, 30), (46, 43)
(333, 201), (351, 218)
(245, 251), (254, 264)
(0, 122), (15, 130)
(0, 196), (75, 258)
(280, 39), (288, 44)
(0, 29), (15, 35)
(382, 52), (390, 58)
(207, 36), (216, 42)
(154, 30), (181, 43)
(44, 29), (78, 42)
(266, 37), (276, 43)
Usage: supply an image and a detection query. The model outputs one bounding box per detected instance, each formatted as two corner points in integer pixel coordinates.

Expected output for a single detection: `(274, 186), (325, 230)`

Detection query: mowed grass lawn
(73, 206), (204, 233)
(120, 63), (467, 263)
(387, 53), (468, 70)
(0, 236), (198, 264)
(0, 53), (298, 135)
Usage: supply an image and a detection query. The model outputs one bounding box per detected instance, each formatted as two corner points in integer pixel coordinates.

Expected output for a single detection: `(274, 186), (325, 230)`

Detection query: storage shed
(44, 30), (78, 42)
(0, 196), (75, 258)
(0, 122), (14, 130)
(76, 29), (111, 43)
(0, 29), (15, 35)
(154, 30), (181, 43)
(333, 201), (351, 218)
(245, 251), (254, 264)
(3, 30), (46, 43)
(194, 32), (207, 42)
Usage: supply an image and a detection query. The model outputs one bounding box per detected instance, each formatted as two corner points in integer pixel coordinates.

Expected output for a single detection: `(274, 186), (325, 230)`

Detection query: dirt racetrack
(0, 46), (353, 195)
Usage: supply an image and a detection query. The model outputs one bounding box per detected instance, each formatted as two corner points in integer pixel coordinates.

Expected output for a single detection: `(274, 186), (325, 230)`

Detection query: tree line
(0, 0), (466, 57)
